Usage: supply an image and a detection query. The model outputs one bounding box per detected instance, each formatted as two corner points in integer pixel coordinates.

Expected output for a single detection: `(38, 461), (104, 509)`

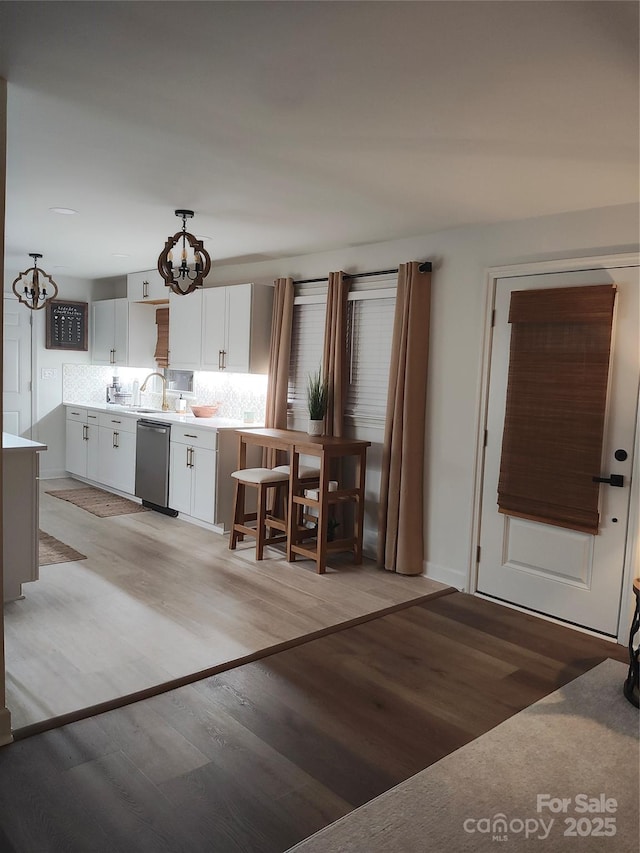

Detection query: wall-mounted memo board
(45, 300), (88, 351)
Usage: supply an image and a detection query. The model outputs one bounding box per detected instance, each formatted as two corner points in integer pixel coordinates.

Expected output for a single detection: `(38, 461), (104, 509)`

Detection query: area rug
(286, 659), (638, 853)
(45, 486), (149, 518)
(38, 530), (87, 566)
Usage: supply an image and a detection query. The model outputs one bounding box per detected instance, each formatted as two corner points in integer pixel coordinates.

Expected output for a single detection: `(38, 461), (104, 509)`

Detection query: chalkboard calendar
(46, 300), (88, 351)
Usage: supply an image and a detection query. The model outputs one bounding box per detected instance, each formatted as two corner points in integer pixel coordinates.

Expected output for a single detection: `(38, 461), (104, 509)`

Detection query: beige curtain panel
(263, 276), (294, 468)
(498, 284), (616, 534)
(322, 271), (350, 438)
(378, 261), (431, 574)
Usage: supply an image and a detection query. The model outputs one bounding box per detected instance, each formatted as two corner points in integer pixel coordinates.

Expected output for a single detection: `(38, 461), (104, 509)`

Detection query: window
(288, 294), (326, 417)
(345, 289), (395, 424)
(288, 276), (396, 427)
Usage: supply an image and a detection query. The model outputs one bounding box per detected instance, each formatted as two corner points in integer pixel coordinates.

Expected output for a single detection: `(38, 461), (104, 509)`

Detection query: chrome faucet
(140, 372), (169, 411)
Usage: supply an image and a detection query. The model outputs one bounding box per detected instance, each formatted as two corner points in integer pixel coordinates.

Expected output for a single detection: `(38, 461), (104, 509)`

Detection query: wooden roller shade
(497, 284), (616, 535)
(154, 307), (169, 368)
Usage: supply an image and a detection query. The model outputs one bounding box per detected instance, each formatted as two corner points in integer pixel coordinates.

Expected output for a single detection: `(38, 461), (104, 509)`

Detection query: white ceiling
(0, 1), (638, 281)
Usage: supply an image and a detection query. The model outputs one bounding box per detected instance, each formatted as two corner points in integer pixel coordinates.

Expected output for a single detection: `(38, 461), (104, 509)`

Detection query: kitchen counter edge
(64, 403), (262, 432)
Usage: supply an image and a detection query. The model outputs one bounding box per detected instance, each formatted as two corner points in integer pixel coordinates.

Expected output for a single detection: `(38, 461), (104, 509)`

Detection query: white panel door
(92, 300), (115, 364)
(168, 290), (203, 369)
(477, 266), (639, 635)
(3, 296), (32, 436)
(224, 284), (252, 373)
(169, 443), (193, 515)
(191, 447), (216, 523)
(86, 416), (100, 481)
(112, 298), (129, 365)
(201, 287), (227, 370)
(65, 419), (87, 477)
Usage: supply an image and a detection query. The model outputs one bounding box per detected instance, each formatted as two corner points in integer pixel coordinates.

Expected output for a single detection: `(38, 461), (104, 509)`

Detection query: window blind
(497, 284), (616, 535)
(345, 295), (395, 422)
(154, 307), (169, 368)
(288, 300), (326, 413)
(287, 280), (396, 427)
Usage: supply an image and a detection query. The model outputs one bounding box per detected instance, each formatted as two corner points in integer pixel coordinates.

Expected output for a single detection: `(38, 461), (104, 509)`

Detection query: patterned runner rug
(38, 530), (87, 566)
(45, 486), (149, 518)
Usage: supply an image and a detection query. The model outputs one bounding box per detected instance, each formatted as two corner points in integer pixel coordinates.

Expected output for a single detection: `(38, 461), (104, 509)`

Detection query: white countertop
(2, 432), (48, 451)
(64, 402), (262, 432)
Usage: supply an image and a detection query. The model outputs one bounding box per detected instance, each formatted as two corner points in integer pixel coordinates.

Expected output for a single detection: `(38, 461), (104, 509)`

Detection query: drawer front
(170, 424), (218, 451)
(98, 412), (138, 433)
(66, 407), (88, 423)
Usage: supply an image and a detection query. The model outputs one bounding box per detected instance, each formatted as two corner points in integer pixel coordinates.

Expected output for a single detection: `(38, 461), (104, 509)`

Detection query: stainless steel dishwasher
(135, 419), (178, 516)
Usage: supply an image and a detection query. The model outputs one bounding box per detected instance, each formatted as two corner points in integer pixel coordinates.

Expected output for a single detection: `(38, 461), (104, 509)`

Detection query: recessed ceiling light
(49, 207), (78, 215)
(112, 253), (130, 258)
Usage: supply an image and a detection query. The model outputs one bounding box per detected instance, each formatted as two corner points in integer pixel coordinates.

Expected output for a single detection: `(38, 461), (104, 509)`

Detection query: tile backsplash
(63, 364), (268, 421)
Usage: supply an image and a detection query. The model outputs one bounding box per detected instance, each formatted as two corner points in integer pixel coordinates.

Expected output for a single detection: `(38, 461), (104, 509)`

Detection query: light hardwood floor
(4, 478), (450, 732)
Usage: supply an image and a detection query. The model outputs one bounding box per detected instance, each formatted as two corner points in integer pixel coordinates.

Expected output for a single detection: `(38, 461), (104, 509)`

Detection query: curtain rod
(293, 261), (432, 285)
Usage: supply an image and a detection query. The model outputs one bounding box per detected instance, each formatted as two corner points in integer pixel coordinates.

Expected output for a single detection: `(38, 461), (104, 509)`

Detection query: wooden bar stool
(229, 468), (290, 559)
(272, 464), (320, 531)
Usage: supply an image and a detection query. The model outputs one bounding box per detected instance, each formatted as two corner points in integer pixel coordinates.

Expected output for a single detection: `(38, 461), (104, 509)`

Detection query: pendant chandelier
(157, 209), (211, 296)
(12, 253), (59, 310)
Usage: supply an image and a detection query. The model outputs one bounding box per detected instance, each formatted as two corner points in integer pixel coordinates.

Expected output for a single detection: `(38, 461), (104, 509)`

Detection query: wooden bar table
(234, 428), (371, 574)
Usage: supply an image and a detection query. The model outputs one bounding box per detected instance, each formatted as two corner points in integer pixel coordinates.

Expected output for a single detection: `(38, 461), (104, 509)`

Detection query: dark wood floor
(0, 593), (628, 853)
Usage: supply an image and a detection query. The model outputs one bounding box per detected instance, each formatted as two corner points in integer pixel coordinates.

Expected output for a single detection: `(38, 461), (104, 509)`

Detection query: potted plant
(307, 369), (328, 435)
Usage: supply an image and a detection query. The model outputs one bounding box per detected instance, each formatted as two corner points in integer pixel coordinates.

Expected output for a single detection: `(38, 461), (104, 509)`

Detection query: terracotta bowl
(190, 405), (219, 418)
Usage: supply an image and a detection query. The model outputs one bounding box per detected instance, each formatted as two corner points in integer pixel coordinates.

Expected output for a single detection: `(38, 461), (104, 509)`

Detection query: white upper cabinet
(168, 289), (203, 370)
(201, 287), (227, 370)
(92, 298), (129, 365)
(201, 283), (273, 374)
(127, 269), (168, 303)
(92, 298), (157, 368)
(168, 283), (272, 373)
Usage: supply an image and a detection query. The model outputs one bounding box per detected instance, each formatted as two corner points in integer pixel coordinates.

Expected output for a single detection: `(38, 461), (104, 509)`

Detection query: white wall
(207, 202), (640, 588)
(3, 202), (638, 580)
(2, 274), (95, 477)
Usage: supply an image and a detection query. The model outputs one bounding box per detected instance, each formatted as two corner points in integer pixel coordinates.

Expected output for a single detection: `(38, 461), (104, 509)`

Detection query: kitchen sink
(131, 407), (164, 414)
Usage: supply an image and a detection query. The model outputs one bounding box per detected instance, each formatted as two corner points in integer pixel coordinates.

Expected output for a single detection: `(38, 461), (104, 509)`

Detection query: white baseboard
(40, 468), (69, 480)
(423, 560), (467, 591)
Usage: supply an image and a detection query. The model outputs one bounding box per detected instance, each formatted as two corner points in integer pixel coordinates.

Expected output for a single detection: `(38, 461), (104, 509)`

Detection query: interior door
(477, 266), (639, 636)
(3, 296), (32, 436)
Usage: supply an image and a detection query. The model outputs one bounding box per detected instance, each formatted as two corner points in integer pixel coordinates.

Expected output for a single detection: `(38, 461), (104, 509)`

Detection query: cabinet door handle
(110, 348), (115, 364)
(222, 350), (227, 370)
(113, 431), (119, 448)
(218, 350), (223, 370)
(82, 424), (88, 441)
(183, 434), (199, 439)
(187, 447), (195, 468)
(143, 280), (149, 299)
(110, 419), (122, 424)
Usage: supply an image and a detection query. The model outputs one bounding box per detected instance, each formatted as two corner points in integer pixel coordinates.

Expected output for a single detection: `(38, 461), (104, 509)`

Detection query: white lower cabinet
(96, 413), (137, 495)
(3, 435), (47, 602)
(169, 425), (217, 524)
(64, 407), (238, 530)
(66, 408), (100, 479)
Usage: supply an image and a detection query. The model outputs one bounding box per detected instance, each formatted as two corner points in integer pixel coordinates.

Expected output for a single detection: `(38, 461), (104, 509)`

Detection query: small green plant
(307, 369), (328, 420)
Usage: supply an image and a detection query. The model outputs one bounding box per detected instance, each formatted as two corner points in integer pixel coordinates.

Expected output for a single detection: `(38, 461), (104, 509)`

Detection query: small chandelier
(12, 253), (59, 310)
(157, 209), (211, 296)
